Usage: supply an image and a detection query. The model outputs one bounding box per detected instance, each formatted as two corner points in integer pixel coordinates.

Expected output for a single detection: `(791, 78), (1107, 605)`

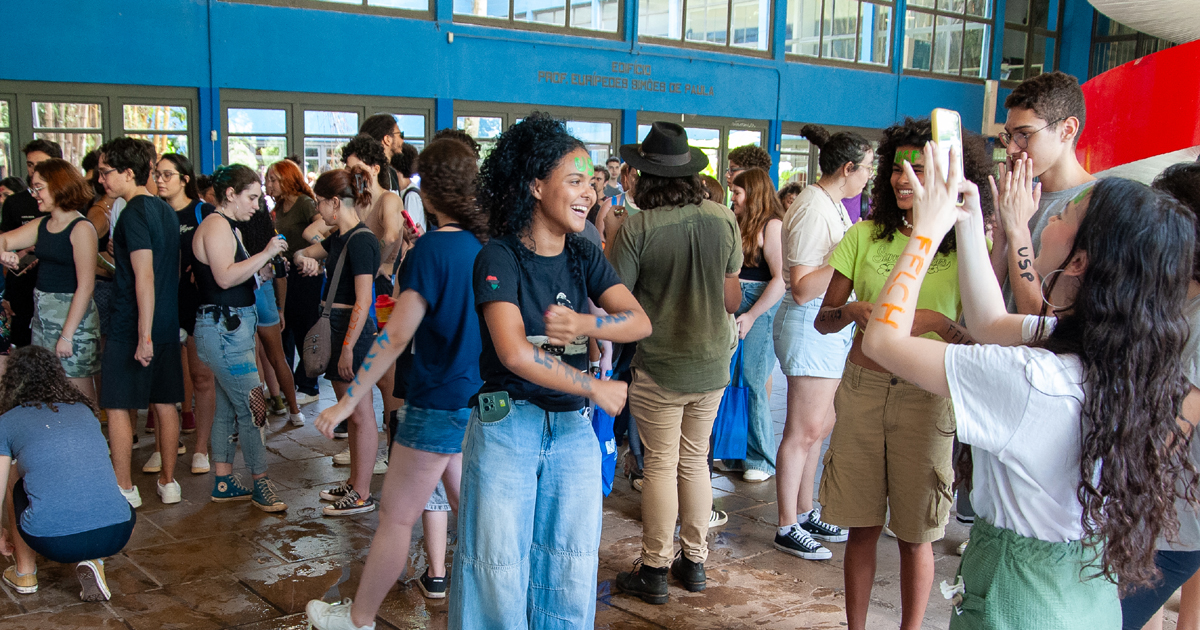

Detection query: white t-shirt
(401, 184), (425, 234)
(944, 315), (1087, 542)
(780, 185), (852, 294)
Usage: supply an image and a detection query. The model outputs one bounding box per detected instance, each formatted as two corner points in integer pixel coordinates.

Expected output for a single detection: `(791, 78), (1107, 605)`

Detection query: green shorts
(949, 518), (1120, 630)
(31, 289), (101, 378)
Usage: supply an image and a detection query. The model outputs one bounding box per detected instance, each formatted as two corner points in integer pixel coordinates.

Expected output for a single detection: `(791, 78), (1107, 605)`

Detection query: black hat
(619, 122), (709, 178)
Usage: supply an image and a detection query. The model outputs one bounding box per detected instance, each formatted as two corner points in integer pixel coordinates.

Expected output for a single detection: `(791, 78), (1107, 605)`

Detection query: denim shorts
(325, 307), (377, 383)
(255, 281), (280, 327)
(426, 480), (451, 512)
(395, 404), (470, 455)
(773, 296), (852, 378)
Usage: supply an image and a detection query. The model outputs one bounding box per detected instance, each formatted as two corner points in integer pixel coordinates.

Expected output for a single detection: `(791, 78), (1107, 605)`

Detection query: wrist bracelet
(59, 335), (70, 343)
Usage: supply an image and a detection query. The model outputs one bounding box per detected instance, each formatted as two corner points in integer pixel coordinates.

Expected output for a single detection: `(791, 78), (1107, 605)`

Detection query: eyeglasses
(153, 170), (178, 182)
(726, 166), (746, 179)
(29, 184), (46, 194)
(998, 118), (1065, 150)
(97, 167), (118, 179)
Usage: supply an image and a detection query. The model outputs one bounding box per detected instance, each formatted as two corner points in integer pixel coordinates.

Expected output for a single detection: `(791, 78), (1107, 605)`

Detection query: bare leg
(180, 342), (194, 415)
(106, 409), (135, 490)
(422, 511), (449, 578)
(186, 337), (215, 458)
(775, 376), (840, 526)
(151, 403), (180, 485)
(375, 364), (401, 437)
(1141, 610), (1164, 630)
(258, 324), (299, 413)
(348, 446), (453, 628)
(897, 539), (935, 630)
(1178, 570), (1200, 630)
(844, 526), (882, 630)
(255, 337), (278, 397)
(69, 376), (97, 406)
(5, 464), (36, 575)
(332, 382), (376, 494)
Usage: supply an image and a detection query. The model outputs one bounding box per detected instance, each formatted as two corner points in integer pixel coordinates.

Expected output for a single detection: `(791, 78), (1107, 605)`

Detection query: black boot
(616, 560), (669, 605)
(671, 551), (706, 592)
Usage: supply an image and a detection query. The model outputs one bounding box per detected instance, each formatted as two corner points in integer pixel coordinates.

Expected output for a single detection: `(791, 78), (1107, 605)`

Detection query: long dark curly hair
(869, 117), (994, 255)
(478, 112), (591, 278)
(1041, 178), (1197, 591)
(0, 346), (97, 417)
(417, 138), (486, 242)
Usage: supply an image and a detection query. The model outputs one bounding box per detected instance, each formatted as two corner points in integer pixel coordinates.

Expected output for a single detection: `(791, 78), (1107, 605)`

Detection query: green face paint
(894, 149), (922, 165)
(574, 156), (594, 178)
(1071, 181), (1097, 205)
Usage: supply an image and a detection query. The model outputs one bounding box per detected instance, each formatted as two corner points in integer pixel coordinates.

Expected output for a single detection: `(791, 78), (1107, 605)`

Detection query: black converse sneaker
(322, 489), (377, 516)
(774, 524), (833, 560)
(320, 480), (353, 502)
(801, 511), (848, 543)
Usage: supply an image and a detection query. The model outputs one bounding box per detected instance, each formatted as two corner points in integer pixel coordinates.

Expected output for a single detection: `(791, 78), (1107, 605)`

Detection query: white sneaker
(742, 469), (772, 483)
(177, 442), (187, 455)
(710, 508), (728, 528)
(142, 452), (162, 474)
(306, 598), (376, 630)
(332, 447), (352, 466)
(157, 480), (182, 504)
(289, 411), (306, 427)
(120, 485), (142, 509)
(373, 454), (388, 475)
(191, 452), (211, 474)
(296, 392), (320, 407)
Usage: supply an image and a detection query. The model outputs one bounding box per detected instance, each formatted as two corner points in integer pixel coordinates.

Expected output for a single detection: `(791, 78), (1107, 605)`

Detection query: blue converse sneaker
(211, 474), (252, 502)
(252, 477), (287, 512)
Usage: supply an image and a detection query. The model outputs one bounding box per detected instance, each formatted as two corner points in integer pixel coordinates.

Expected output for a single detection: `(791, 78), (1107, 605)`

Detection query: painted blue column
(198, 87), (219, 172)
(891, 0), (908, 75)
(435, 0), (452, 24)
(771, 0), (788, 62)
(989, 0), (1006, 80)
(768, 118), (782, 186)
(620, 109), (638, 148)
(435, 98), (454, 131)
(625, 0), (639, 45)
(1057, 0), (1091, 81)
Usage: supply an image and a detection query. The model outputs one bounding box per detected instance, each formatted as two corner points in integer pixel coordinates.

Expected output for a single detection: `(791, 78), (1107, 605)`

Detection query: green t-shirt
(609, 200), (743, 393)
(828, 220), (962, 341)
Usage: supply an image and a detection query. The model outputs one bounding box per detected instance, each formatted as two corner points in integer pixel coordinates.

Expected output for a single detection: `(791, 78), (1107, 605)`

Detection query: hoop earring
(1041, 268), (1071, 312)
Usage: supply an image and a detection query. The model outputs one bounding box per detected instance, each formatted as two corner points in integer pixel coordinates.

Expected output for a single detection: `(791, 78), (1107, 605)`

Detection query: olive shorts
(818, 360), (956, 543)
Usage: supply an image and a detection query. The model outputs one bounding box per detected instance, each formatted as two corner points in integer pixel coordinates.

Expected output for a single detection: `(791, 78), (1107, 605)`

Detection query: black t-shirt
(320, 224), (380, 305)
(110, 195), (181, 343)
(472, 234), (621, 411)
(1, 190), (48, 292)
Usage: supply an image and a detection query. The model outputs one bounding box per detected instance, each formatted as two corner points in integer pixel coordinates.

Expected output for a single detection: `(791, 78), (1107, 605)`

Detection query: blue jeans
(736, 281), (781, 475)
(194, 306), (268, 475)
(450, 400), (602, 630)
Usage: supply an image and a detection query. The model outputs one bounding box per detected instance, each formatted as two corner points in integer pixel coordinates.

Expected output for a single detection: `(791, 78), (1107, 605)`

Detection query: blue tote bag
(592, 406), (617, 496)
(711, 340), (749, 461)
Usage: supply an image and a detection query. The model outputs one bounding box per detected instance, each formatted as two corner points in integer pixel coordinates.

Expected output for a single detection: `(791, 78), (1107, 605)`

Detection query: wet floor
(0, 367), (1182, 628)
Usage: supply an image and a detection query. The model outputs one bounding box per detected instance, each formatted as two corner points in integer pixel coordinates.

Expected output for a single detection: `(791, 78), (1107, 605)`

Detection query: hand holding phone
(931, 108), (965, 206)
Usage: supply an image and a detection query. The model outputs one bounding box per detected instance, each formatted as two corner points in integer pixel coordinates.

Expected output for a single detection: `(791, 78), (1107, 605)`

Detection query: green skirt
(948, 518), (1120, 630)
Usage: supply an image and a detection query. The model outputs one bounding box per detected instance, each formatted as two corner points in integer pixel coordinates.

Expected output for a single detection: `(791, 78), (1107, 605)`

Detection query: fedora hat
(619, 122), (709, 177)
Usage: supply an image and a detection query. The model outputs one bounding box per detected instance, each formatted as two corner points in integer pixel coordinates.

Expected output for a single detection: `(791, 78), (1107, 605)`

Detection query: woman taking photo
(865, 144), (1196, 630)
(305, 137), (488, 630)
(191, 165), (288, 512)
(157, 153), (214, 473)
(0, 159), (101, 401)
(293, 166), (381, 516)
(814, 118), (992, 630)
(0, 345), (134, 602)
(266, 159), (326, 407)
(725, 168), (785, 483)
(772, 125), (873, 561)
(450, 113), (649, 629)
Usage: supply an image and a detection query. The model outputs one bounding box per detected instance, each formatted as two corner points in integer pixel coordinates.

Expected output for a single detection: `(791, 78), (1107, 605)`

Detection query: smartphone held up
(931, 108), (965, 206)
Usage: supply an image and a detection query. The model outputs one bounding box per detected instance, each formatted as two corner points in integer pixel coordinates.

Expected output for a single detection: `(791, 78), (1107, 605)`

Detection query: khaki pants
(628, 368), (725, 568)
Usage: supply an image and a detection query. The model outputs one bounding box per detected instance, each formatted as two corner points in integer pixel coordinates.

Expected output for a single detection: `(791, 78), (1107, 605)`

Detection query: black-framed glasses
(998, 118), (1065, 150)
(97, 167), (118, 178)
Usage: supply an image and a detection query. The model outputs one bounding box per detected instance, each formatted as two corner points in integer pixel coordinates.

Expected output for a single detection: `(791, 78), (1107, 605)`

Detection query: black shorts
(99, 339), (185, 409)
(325, 307), (377, 383)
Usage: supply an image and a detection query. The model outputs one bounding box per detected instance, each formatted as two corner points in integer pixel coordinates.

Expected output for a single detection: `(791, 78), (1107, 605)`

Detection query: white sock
(797, 510), (812, 525)
(779, 524), (797, 536)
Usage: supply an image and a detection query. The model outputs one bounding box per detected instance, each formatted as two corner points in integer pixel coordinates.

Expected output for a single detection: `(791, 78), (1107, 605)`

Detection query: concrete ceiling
(1090, 0), (1200, 43)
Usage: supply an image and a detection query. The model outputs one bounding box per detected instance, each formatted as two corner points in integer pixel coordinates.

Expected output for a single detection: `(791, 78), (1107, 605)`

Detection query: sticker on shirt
(870, 247), (951, 278)
(527, 291), (588, 356)
(486, 275), (499, 290)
